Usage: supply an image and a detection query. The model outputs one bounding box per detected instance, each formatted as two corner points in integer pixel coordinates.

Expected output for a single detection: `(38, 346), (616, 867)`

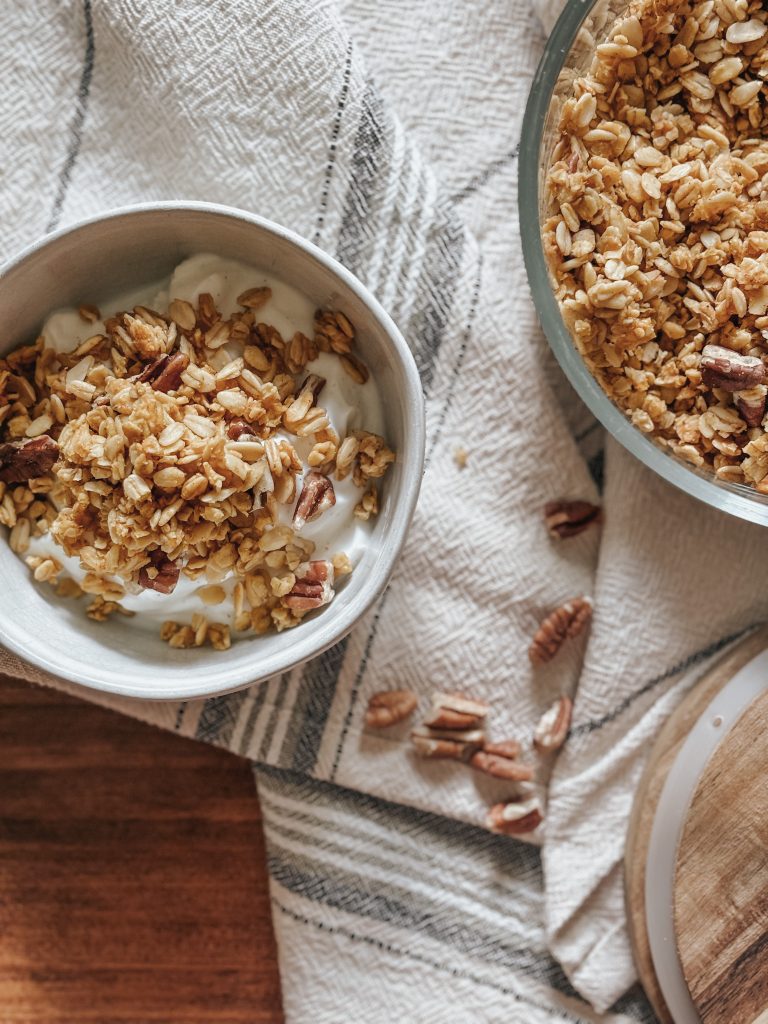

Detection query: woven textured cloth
(4, 0), (764, 1019)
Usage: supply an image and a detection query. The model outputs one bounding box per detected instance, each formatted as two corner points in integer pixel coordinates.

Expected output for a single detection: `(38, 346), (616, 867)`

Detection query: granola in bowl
(0, 254), (395, 650)
(544, 0), (768, 491)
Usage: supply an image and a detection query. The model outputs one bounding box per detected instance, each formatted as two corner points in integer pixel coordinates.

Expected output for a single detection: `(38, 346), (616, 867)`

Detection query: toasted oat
(78, 304), (101, 323)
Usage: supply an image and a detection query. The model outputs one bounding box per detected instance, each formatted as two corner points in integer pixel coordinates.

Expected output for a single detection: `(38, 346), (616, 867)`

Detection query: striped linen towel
(5, 0), (768, 1019)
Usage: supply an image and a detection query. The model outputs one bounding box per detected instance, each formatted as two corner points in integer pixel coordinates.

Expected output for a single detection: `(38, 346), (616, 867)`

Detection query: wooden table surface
(0, 674), (284, 1023)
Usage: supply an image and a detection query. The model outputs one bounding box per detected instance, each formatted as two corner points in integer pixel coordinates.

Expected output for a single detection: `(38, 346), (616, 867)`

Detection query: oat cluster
(545, 0), (768, 489)
(0, 287), (394, 646)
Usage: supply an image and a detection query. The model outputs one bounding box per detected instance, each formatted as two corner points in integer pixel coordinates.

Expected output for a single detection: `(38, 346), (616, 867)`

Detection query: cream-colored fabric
(3, 0), (759, 1018)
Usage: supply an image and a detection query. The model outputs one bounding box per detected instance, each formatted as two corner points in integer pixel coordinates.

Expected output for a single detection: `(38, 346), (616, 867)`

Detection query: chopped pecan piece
(141, 352), (190, 393)
(410, 725), (484, 761)
(700, 344), (766, 392)
(293, 471), (336, 530)
(137, 354), (168, 383)
(411, 735), (471, 760)
(138, 550), (181, 595)
(284, 559), (335, 610)
(365, 690), (418, 729)
(736, 385), (767, 428)
(486, 798), (543, 836)
(544, 500), (602, 539)
(227, 419), (257, 440)
(529, 597), (592, 666)
(424, 707), (480, 730)
(424, 691), (490, 730)
(470, 750), (535, 782)
(533, 696), (573, 753)
(0, 435), (59, 483)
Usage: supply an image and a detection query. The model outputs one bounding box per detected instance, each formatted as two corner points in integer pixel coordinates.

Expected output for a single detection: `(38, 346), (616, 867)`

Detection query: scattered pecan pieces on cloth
(470, 750), (534, 782)
(529, 597), (593, 666)
(486, 798), (543, 836)
(411, 725), (485, 761)
(483, 739), (521, 760)
(423, 692), (489, 730)
(365, 690), (418, 729)
(533, 697), (573, 754)
(544, 500), (602, 540)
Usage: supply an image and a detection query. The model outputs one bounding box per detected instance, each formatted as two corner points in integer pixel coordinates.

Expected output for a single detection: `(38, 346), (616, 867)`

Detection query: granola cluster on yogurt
(545, 0), (768, 489)
(0, 255), (394, 649)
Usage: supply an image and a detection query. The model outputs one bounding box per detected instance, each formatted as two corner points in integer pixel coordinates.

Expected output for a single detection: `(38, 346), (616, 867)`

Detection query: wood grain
(0, 674), (284, 1023)
(675, 687), (768, 1024)
(625, 626), (768, 1024)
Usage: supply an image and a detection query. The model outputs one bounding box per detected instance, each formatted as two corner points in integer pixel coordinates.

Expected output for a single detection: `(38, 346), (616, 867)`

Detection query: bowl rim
(0, 200), (426, 700)
(519, 0), (768, 527)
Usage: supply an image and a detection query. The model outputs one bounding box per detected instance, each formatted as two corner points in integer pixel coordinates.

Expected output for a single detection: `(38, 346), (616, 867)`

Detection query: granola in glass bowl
(544, 0), (768, 492)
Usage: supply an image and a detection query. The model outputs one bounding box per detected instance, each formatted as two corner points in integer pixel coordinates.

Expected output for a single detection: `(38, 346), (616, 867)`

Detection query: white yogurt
(25, 254), (386, 630)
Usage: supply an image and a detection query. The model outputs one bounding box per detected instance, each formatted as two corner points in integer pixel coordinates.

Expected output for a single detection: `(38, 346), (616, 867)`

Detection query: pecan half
(0, 436), (59, 483)
(484, 739), (522, 760)
(736, 385), (767, 428)
(293, 472), (336, 530)
(138, 352), (190, 393)
(424, 691), (490, 730)
(470, 750), (535, 782)
(486, 798), (543, 836)
(153, 352), (190, 393)
(544, 500), (602, 539)
(529, 597), (593, 666)
(138, 550), (180, 594)
(700, 344), (766, 391)
(137, 354), (167, 383)
(533, 696), (573, 753)
(227, 419), (257, 441)
(284, 559), (335, 610)
(365, 690), (418, 729)
(412, 735), (471, 760)
(411, 725), (484, 761)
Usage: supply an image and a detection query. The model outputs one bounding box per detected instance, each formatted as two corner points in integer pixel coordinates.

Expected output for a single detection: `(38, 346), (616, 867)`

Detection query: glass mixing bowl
(519, 0), (768, 526)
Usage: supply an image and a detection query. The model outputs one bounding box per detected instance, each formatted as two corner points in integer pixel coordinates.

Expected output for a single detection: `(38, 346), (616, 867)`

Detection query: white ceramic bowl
(0, 202), (425, 699)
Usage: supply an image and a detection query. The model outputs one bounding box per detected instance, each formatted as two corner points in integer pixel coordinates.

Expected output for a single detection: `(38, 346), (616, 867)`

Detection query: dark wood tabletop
(0, 674), (284, 1023)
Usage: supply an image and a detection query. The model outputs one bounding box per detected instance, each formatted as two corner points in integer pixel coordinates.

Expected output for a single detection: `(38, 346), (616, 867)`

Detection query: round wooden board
(625, 626), (768, 1024)
(675, 687), (768, 1024)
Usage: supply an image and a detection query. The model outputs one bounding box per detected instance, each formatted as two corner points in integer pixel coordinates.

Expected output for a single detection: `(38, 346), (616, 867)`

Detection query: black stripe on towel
(46, 0), (95, 232)
(571, 625), (757, 737)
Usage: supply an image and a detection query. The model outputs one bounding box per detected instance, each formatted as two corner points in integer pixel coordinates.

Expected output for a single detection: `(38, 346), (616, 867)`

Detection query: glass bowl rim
(519, 0), (768, 526)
